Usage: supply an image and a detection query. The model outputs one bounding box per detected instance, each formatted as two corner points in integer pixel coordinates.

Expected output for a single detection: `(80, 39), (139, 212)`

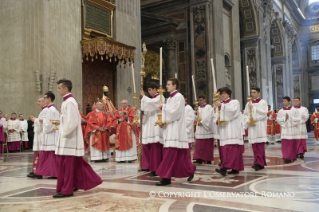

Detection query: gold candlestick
(50, 120), (60, 130)
(133, 93), (139, 124)
(195, 100), (201, 124)
(155, 85), (167, 126)
(247, 96), (256, 125)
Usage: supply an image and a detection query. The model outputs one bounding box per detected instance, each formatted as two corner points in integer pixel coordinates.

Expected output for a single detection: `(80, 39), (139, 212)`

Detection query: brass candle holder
(133, 93), (139, 124)
(247, 96), (256, 125)
(155, 85), (167, 126)
(50, 120), (60, 130)
(213, 92), (226, 125)
(195, 100), (201, 124)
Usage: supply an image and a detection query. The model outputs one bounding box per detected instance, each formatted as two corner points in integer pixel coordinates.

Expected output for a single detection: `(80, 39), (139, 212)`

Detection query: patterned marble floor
(1, 134), (319, 212)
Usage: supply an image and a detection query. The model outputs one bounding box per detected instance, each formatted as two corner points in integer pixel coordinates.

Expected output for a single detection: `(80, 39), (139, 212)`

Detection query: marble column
(164, 38), (177, 79)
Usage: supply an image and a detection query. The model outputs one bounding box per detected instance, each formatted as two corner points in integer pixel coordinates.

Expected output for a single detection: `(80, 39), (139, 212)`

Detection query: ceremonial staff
(138, 43), (147, 171)
(246, 66), (256, 125)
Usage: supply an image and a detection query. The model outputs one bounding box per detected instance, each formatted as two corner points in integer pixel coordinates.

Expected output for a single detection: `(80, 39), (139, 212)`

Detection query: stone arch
(224, 53), (231, 67)
(239, 0), (259, 37)
(270, 19), (285, 57)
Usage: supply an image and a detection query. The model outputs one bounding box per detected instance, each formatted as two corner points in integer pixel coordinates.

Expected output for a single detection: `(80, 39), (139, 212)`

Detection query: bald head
(121, 99), (128, 109)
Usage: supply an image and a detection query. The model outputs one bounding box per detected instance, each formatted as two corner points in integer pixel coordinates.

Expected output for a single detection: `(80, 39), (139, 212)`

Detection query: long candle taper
(132, 64), (136, 93)
(210, 58), (217, 93)
(192, 75), (197, 100)
(160, 47), (162, 85)
(246, 66), (250, 96)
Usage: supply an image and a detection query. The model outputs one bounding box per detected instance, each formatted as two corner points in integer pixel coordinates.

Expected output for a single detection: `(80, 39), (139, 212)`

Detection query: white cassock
(19, 120), (29, 142)
(185, 104), (196, 143)
(162, 92), (188, 148)
(195, 104), (214, 139)
(277, 107), (300, 140)
(7, 119), (21, 142)
(141, 94), (163, 144)
(211, 108), (219, 140)
(2, 118), (8, 131)
(243, 99), (268, 143)
(215, 99), (244, 146)
(294, 106), (309, 140)
(42, 104), (60, 151)
(34, 107), (48, 151)
(55, 94), (84, 156)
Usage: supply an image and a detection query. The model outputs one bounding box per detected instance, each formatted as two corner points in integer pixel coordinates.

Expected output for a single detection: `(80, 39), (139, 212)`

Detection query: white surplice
(55, 94), (85, 156)
(42, 104), (60, 151)
(277, 107), (300, 140)
(195, 104), (214, 139)
(185, 104), (196, 143)
(212, 108), (219, 140)
(19, 120), (29, 141)
(294, 106), (309, 139)
(162, 91), (188, 148)
(141, 94), (163, 144)
(214, 99), (244, 146)
(243, 99), (268, 144)
(7, 119), (21, 142)
(33, 107), (48, 151)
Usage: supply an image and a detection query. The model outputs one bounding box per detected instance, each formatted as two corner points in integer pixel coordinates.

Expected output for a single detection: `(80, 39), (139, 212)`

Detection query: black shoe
(149, 171), (157, 177)
(27, 172), (35, 177)
(48, 177), (57, 179)
(187, 166), (196, 182)
(299, 154), (304, 159)
(271, 143), (275, 145)
(53, 192), (73, 198)
(215, 168), (227, 176)
(284, 159), (291, 164)
(252, 164), (258, 169)
(258, 164), (264, 170)
(73, 187), (79, 192)
(218, 161), (222, 167)
(206, 161), (212, 164)
(27, 173), (42, 179)
(102, 159), (109, 162)
(29, 172), (34, 175)
(117, 161), (125, 163)
(227, 170), (239, 174)
(128, 161), (132, 163)
(155, 179), (171, 186)
(193, 159), (202, 164)
(266, 142), (269, 145)
(141, 169), (149, 171)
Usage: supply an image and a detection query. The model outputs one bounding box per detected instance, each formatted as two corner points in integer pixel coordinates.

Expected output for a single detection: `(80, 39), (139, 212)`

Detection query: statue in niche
(277, 85), (283, 98)
(194, 6), (204, 23)
(225, 68), (231, 88)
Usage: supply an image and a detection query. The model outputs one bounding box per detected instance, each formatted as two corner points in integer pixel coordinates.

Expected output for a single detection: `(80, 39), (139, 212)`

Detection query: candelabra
(247, 96), (256, 125)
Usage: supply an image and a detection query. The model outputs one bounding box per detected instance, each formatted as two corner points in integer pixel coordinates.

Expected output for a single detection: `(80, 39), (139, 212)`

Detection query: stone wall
(0, 0), (82, 116)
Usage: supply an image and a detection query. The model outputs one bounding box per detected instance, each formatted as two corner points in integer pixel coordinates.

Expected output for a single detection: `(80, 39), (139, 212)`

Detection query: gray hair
(121, 99), (128, 104)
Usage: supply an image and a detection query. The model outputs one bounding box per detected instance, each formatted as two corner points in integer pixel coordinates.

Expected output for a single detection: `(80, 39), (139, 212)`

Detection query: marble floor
(1, 134), (319, 212)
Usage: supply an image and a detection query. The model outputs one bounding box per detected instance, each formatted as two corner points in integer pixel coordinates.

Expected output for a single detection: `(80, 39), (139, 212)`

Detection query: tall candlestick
(160, 47), (162, 85)
(175, 72), (177, 78)
(210, 58), (217, 93)
(132, 63), (136, 93)
(246, 65), (250, 96)
(192, 75), (197, 100)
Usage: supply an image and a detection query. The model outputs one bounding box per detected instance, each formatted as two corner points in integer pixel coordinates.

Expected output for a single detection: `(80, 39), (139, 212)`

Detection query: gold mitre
(103, 85), (109, 92)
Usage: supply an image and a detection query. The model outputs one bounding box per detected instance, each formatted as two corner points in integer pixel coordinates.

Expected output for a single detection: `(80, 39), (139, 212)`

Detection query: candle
(192, 75), (197, 100)
(175, 72), (177, 78)
(132, 64), (136, 93)
(160, 47), (162, 85)
(246, 66), (250, 96)
(210, 58), (217, 93)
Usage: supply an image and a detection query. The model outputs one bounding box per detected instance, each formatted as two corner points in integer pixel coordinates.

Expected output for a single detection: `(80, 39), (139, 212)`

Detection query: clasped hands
(97, 126), (109, 132)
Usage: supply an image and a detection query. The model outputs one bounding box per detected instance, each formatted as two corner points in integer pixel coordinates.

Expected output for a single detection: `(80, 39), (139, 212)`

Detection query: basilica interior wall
(0, 0), (82, 117)
(113, 0), (141, 108)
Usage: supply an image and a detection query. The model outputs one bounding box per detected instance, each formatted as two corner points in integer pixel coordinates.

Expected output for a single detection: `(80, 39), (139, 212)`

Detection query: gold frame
(81, 0), (116, 40)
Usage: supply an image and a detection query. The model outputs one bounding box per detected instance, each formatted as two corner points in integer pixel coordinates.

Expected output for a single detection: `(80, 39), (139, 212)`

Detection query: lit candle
(160, 47), (162, 85)
(246, 66), (250, 96)
(192, 75), (197, 100)
(175, 72), (177, 78)
(210, 58), (217, 93)
(132, 63), (136, 93)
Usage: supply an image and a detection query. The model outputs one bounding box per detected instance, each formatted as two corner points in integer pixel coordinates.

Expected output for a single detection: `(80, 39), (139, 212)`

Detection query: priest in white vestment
(140, 82), (163, 177)
(7, 113), (21, 151)
(277, 96), (300, 163)
(19, 114), (29, 149)
(182, 93), (196, 159)
(214, 87), (244, 176)
(54, 79), (102, 198)
(292, 97), (309, 159)
(28, 96), (48, 179)
(35, 92), (60, 179)
(156, 78), (196, 186)
(193, 95), (214, 164)
(243, 87), (268, 171)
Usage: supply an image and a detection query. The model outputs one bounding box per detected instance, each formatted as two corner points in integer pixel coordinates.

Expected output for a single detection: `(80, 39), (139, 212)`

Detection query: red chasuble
(112, 107), (139, 151)
(267, 111), (277, 136)
(85, 110), (112, 152)
(311, 112), (319, 140)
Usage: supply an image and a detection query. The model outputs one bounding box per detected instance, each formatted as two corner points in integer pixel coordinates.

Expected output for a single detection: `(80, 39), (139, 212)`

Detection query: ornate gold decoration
(133, 93), (139, 124)
(103, 85), (109, 92)
(213, 92), (226, 125)
(195, 100), (201, 124)
(144, 51), (164, 80)
(247, 96), (256, 125)
(81, 37), (135, 64)
(154, 86), (167, 127)
(50, 120), (60, 130)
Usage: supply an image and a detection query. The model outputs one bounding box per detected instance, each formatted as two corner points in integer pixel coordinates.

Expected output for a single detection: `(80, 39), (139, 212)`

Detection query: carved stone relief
(293, 75), (300, 98)
(276, 66), (284, 109)
(246, 48), (257, 87)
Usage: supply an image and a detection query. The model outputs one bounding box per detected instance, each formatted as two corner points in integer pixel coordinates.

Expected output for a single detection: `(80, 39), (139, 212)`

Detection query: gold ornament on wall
(144, 51), (164, 80)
